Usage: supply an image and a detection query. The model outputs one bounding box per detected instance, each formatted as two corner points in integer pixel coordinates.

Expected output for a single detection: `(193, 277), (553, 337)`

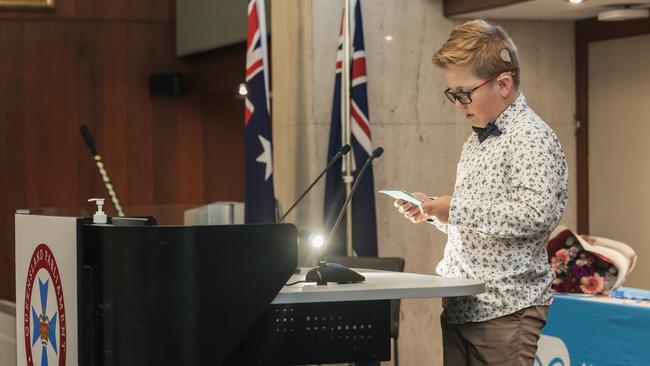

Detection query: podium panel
(79, 223), (298, 366)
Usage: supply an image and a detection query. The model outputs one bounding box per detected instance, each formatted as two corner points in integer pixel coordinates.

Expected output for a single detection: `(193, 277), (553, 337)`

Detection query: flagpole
(342, 0), (353, 256)
(257, 0), (271, 115)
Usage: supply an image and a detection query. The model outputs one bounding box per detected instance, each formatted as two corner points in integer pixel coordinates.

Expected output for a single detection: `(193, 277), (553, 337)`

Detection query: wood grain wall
(0, 0), (246, 301)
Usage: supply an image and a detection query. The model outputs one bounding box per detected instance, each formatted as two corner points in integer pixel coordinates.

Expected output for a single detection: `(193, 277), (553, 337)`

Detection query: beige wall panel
(589, 34), (650, 289)
(272, 0), (315, 128)
(553, 123), (579, 231)
(506, 21), (576, 127)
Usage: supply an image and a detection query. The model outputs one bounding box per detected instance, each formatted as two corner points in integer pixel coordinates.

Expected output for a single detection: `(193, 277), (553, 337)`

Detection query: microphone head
(372, 147), (384, 158)
(80, 124), (99, 156)
(328, 144), (352, 164)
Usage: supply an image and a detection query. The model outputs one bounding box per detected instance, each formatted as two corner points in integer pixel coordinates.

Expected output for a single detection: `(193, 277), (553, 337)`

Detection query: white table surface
(272, 268), (485, 304)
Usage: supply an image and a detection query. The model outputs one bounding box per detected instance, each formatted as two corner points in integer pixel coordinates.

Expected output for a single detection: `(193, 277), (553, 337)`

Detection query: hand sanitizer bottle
(88, 198), (108, 224)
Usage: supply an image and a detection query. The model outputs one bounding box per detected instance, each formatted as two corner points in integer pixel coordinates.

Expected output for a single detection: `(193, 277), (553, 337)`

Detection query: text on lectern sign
(23, 243), (67, 366)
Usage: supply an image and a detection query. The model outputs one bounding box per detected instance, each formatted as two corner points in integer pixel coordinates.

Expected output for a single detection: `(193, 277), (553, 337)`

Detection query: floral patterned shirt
(432, 92), (569, 324)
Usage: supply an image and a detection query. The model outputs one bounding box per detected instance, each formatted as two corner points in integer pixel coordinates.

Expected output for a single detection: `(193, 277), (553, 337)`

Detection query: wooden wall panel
(0, 1), (247, 301)
(75, 23), (108, 209)
(202, 95), (246, 202)
(0, 21), (28, 300)
(24, 21), (79, 208)
(0, 0), (174, 21)
(123, 24), (155, 206)
(182, 43), (247, 203)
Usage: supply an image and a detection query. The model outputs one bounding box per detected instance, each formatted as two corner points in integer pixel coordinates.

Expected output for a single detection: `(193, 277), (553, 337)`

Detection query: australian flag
(324, 0), (378, 257)
(245, 0), (275, 223)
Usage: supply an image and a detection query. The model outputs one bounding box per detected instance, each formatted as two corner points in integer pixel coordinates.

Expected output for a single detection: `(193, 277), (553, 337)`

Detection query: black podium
(78, 222), (299, 366)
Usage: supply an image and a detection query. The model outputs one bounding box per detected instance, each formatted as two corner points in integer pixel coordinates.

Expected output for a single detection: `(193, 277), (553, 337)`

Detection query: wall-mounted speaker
(149, 73), (184, 97)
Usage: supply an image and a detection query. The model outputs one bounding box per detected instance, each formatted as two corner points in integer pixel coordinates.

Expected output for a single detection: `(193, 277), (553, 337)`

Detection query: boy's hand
(394, 192), (431, 224)
(420, 196), (452, 224)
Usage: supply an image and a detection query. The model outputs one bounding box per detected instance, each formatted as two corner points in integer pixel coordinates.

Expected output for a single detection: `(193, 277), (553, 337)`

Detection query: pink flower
(580, 273), (605, 294)
(551, 249), (571, 273)
(555, 249), (571, 264)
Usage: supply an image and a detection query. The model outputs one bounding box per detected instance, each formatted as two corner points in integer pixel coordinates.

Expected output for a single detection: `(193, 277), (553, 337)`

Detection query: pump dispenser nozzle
(88, 198), (107, 224)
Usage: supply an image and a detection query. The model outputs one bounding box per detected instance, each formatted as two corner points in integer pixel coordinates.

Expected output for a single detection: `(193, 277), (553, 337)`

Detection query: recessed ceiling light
(598, 8), (649, 21)
(567, 0), (584, 4)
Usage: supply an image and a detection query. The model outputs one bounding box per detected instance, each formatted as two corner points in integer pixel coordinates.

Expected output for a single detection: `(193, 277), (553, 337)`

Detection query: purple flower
(571, 263), (593, 278)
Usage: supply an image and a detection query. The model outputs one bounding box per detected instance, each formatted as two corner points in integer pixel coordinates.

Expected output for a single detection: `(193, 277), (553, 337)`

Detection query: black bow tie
(472, 123), (502, 143)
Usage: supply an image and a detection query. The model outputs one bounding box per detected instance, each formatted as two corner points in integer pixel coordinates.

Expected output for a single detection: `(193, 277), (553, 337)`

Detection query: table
(536, 289), (650, 366)
(274, 268), (486, 303)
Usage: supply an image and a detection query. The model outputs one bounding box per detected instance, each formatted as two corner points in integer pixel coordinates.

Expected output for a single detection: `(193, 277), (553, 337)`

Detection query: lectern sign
(16, 215), (78, 366)
(23, 243), (67, 366)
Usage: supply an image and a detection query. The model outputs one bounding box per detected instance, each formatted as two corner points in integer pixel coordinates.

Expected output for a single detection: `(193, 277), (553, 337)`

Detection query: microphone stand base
(305, 262), (365, 286)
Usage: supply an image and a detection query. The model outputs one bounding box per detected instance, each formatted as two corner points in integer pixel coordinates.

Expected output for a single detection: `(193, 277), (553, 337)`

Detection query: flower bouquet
(547, 226), (637, 295)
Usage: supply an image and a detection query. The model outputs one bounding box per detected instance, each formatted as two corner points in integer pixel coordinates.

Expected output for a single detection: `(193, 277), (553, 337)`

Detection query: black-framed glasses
(443, 69), (515, 105)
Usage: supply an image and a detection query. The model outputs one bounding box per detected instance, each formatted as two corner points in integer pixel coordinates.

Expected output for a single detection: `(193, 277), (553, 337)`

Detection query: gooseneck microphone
(323, 146), (383, 249)
(305, 146), (384, 285)
(278, 144), (351, 223)
(80, 124), (125, 217)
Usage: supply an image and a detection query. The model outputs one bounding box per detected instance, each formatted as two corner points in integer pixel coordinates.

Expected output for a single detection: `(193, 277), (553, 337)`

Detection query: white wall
(272, 1), (576, 364)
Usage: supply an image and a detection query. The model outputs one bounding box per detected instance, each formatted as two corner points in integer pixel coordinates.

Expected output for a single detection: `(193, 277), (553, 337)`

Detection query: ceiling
(452, 0), (650, 21)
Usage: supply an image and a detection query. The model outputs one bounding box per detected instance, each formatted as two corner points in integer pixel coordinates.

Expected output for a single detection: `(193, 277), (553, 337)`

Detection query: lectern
(16, 213), (485, 365)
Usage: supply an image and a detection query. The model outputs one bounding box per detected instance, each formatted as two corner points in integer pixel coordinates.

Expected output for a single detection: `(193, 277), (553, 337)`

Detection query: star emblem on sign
(256, 135), (273, 181)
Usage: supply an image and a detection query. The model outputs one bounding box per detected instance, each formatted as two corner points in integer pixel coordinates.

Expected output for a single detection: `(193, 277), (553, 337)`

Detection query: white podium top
(272, 268), (485, 304)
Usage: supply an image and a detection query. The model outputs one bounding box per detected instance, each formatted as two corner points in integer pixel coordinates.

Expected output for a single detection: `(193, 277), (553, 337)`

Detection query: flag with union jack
(324, 0), (378, 257)
(245, 0), (275, 223)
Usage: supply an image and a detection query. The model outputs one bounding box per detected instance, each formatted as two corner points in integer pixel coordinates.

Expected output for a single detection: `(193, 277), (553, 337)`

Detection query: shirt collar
(493, 91), (527, 132)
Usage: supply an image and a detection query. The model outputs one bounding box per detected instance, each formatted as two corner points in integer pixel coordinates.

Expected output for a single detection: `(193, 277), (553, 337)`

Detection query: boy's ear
(497, 73), (513, 96)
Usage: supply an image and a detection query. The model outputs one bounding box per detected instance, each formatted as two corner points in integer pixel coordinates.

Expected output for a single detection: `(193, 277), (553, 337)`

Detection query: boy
(394, 20), (568, 365)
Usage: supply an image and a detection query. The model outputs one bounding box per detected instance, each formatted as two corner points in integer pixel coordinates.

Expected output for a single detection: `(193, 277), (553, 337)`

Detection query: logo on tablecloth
(23, 243), (67, 366)
(535, 334), (570, 366)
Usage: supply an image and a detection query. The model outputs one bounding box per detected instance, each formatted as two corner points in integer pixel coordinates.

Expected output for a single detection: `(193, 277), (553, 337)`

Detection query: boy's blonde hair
(433, 19), (520, 88)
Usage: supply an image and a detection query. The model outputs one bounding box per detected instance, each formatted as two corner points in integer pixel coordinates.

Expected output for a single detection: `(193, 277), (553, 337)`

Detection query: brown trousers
(441, 305), (548, 366)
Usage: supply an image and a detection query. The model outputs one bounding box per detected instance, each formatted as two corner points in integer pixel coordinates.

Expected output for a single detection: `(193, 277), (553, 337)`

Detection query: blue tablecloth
(536, 288), (650, 366)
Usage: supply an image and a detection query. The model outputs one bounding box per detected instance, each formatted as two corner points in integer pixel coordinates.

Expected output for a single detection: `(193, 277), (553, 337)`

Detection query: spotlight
(309, 233), (325, 248)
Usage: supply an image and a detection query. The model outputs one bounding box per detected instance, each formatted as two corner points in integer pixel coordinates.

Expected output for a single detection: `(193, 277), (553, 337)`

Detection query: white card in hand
(379, 189), (423, 205)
